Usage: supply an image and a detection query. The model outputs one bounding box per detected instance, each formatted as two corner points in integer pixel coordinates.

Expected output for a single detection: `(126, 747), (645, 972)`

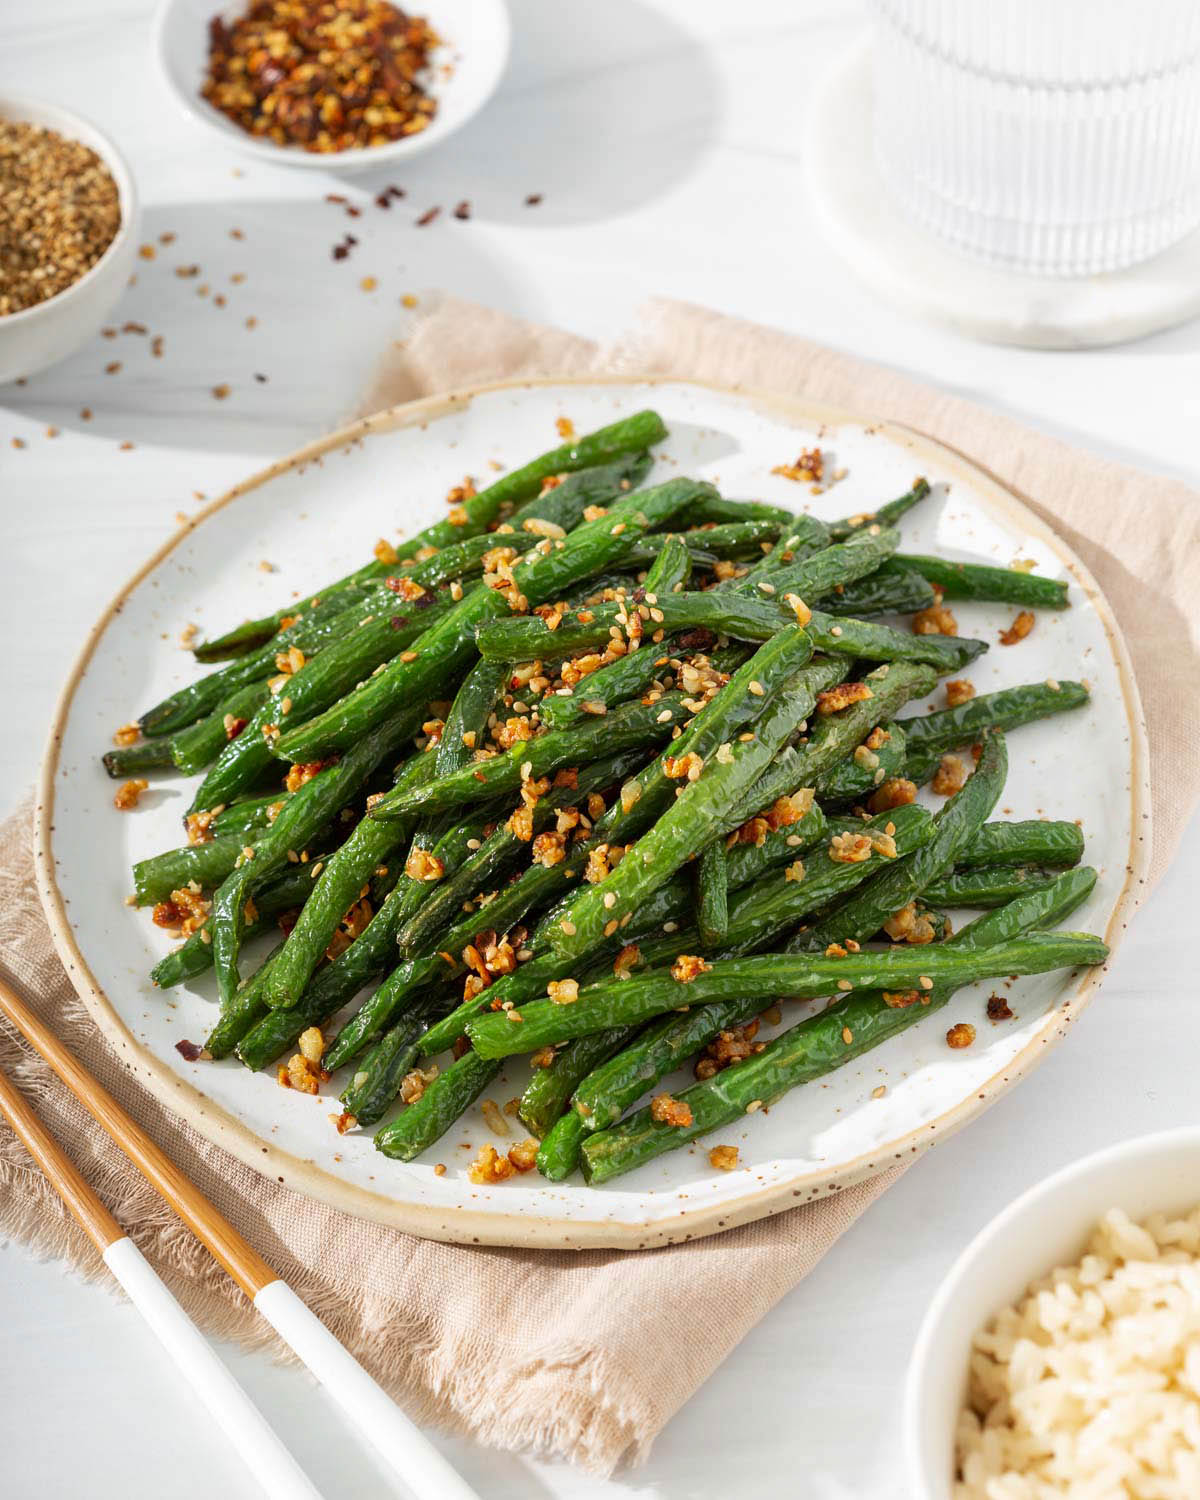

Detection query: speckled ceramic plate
(35, 379), (1150, 1249)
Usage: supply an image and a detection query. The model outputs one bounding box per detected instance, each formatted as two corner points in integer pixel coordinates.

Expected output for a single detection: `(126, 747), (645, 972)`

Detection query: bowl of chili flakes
(154, 0), (510, 170)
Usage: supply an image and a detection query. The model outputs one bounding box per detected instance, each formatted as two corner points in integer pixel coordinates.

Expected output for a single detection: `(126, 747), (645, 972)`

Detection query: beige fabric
(1, 297), (1196, 1476)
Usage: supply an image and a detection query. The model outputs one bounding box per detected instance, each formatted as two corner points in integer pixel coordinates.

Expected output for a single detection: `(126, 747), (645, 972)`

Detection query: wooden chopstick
(0, 976), (482, 1500)
(0, 1064), (324, 1500)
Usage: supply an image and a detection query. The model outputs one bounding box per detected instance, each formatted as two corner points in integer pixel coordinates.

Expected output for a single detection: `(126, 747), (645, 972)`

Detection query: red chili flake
(416, 206), (440, 226)
(346, 204), (361, 218)
(375, 192), (392, 209)
(325, 193), (347, 204)
(175, 1039), (204, 1061)
(387, 185), (405, 200)
(453, 200), (472, 220)
(524, 193), (543, 206)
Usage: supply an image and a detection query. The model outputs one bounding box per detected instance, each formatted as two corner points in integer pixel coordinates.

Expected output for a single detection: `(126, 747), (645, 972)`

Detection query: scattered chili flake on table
(524, 193), (543, 206)
(201, 0), (440, 154)
(415, 205), (440, 226)
(453, 199), (471, 220)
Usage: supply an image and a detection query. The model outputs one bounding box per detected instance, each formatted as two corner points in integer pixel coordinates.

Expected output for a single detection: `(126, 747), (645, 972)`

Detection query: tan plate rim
(34, 375), (1152, 1251)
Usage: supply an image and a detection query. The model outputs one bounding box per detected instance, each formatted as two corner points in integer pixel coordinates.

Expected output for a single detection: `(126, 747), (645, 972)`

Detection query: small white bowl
(154, 0), (511, 173)
(0, 96), (139, 384)
(905, 1126), (1200, 1499)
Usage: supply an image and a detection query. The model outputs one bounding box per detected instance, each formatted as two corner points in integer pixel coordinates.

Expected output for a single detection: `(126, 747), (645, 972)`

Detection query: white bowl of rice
(906, 1128), (1200, 1499)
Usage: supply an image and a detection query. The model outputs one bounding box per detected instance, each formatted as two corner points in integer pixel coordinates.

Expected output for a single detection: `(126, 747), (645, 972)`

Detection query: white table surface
(2, 3), (1198, 1497)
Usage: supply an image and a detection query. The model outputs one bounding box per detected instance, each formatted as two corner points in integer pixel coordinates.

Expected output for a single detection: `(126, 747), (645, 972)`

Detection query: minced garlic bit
(944, 678), (976, 708)
(883, 901), (937, 945)
(999, 609), (1035, 646)
(671, 953), (711, 983)
(113, 778), (148, 810)
(695, 1022), (764, 1080)
(664, 750), (704, 782)
(931, 754), (967, 797)
(784, 593), (813, 626)
(480, 1098), (510, 1137)
(467, 1143), (515, 1185)
(507, 1139), (539, 1173)
(405, 847), (445, 882)
(913, 603), (958, 637)
(399, 1064), (438, 1105)
(946, 1022), (976, 1049)
(650, 1092), (693, 1127)
(531, 830), (567, 867)
(709, 1145), (740, 1171)
(284, 760), (326, 793)
(152, 884), (211, 937)
(298, 1026), (325, 1064)
(185, 808), (219, 845)
(829, 831), (873, 864)
(869, 777), (917, 813)
(771, 448), (823, 485)
(613, 943), (640, 980)
(112, 723), (140, 747)
(278, 1051), (328, 1094)
(547, 978), (579, 1005)
(817, 681), (872, 715)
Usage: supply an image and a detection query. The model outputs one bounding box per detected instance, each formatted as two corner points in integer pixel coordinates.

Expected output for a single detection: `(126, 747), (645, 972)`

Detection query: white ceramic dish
(905, 1127), (1200, 1500)
(0, 95), (139, 384)
(153, 0), (510, 172)
(35, 378), (1150, 1249)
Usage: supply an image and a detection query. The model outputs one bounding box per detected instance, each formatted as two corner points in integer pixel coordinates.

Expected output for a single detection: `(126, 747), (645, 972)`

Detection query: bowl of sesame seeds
(154, 0), (511, 171)
(0, 95), (139, 383)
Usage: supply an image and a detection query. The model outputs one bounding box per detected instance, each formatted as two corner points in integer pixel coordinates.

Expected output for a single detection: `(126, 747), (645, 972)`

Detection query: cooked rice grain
(956, 1206), (1200, 1498)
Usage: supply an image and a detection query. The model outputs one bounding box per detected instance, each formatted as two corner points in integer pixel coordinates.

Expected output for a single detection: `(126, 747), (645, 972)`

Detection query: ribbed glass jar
(869, 0), (1200, 275)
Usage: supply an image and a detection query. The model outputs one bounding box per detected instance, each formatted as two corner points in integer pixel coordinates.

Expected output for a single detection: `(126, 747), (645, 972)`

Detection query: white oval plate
(36, 380), (1150, 1249)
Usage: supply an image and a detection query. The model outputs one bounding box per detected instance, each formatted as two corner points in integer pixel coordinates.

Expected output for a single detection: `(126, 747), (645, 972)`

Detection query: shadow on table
(1, 196), (524, 452)
(343, 0), (725, 228)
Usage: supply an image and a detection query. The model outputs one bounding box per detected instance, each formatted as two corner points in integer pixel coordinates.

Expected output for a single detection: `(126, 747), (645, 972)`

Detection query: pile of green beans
(112, 411), (1104, 1184)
